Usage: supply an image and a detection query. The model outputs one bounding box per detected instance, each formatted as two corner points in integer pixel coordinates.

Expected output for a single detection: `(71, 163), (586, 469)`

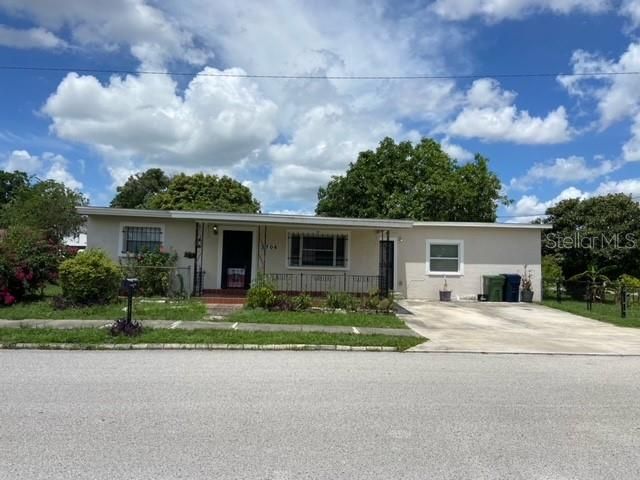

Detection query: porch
(191, 221), (402, 298)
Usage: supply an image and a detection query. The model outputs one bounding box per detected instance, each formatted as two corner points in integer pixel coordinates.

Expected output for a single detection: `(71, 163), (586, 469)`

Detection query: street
(1, 351), (640, 479)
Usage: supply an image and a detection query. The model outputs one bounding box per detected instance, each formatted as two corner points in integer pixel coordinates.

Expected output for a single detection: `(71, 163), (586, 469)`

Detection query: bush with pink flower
(0, 226), (60, 306)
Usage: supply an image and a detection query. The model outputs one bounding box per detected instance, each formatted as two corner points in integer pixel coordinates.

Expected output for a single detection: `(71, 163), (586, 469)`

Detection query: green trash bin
(483, 275), (505, 302)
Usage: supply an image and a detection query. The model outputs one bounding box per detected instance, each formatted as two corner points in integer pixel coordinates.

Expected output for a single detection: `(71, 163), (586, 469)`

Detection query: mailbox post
(122, 278), (139, 323)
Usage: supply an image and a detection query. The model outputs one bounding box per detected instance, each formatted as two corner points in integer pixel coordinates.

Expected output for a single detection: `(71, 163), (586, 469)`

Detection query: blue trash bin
(502, 274), (521, 302)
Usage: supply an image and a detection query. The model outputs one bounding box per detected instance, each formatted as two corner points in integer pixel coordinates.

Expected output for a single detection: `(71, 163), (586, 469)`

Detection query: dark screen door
(221, 230), (253, 289)
(379, 240), (394, 293)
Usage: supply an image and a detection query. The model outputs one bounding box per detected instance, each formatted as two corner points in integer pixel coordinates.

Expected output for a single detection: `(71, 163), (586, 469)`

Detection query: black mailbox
(122, 278), (139, 291)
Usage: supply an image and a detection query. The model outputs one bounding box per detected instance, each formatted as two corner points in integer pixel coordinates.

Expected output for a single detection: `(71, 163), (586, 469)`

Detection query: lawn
(0, 297), (207, 321)
(543, 299), (640, 328)
(0, 328), (424, 351)
(228, 309), (407, 329)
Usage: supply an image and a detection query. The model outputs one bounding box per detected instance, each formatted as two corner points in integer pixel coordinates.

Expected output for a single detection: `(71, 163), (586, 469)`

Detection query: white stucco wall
(86, 215), (543, 300)
(391, 226), (543, 301)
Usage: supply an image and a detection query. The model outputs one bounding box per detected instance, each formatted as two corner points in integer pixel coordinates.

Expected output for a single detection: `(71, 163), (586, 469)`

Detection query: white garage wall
(392, 226), (543, 301)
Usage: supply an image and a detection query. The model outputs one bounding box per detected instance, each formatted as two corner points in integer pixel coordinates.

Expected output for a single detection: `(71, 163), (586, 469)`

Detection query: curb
(0, 343), (398, 352)
(405, 349), (640, 356)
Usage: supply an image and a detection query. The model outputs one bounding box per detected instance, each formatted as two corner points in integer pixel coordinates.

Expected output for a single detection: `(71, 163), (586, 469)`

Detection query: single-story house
(78, 207), (551, 301)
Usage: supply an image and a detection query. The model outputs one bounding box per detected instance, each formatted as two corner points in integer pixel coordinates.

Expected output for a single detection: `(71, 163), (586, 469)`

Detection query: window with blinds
(428, 241), (463, 274)
(122, 226), (163, 253)
(288, 232), (348, 268)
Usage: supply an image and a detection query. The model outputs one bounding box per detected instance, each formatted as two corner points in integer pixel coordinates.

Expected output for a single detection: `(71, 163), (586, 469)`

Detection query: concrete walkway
(0, 319), (419, 337)
(399, 300), (640, 354)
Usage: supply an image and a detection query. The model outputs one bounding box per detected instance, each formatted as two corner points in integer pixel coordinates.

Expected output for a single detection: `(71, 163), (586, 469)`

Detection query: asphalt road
(1, 351), (640, 480)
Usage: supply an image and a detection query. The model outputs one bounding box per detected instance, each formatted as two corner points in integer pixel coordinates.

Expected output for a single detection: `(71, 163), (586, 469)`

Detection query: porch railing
(262, 273), (383, 295)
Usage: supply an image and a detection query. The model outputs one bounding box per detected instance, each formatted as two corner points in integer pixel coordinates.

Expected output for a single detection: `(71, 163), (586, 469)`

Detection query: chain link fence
(119, 265), (192, 298)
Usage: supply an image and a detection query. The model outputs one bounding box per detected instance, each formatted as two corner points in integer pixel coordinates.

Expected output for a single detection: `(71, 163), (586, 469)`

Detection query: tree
(3, 180), (87, 243)
(543, 194), (640, 279)
(110, 168), (170, 209)
(0, 170), (30, 228)
(0, 170), (29, 206)
(316, 137), (508, 221)
(146, 173), (260, 213)
(0, 226), (60, 304)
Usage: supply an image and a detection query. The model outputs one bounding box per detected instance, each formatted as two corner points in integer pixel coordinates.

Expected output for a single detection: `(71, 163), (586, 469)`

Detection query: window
(288, 232), (348, 268)
(121, 225), (163, 254)
(427, 240), (463, 275)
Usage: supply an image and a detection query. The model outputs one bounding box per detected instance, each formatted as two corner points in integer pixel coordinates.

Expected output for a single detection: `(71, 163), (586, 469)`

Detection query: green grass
(543, 299), (640, 328)
(228, 309), (407, 329)
(0, 298), (207, 321)
(0, 328), (424, 351)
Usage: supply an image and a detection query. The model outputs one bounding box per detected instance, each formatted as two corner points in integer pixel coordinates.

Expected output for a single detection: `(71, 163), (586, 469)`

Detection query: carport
(399, 300), (640, 354)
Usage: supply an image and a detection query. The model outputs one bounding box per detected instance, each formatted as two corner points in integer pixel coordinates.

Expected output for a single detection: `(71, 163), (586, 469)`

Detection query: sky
(0, 0), (639, 222)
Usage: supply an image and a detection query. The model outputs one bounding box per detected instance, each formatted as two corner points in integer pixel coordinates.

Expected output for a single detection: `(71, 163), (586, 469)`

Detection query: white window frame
(118, 222), (165, 256)
(426, 239), (464, 276)
(286, 230), (351, 270)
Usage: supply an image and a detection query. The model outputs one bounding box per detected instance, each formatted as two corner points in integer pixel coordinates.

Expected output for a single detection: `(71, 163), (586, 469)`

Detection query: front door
(221, 230), (253, 289)
(379, 240), (395, 294)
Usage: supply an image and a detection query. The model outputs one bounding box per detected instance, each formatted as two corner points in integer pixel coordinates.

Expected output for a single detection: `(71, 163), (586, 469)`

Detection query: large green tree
(110, 168), (170, 209)
(316, 137), (508, 221)
(0, 170), (29, 207)
(3, 179), (87, 243)
(146, 173), (260, 213)
(543, 194), (640, 279)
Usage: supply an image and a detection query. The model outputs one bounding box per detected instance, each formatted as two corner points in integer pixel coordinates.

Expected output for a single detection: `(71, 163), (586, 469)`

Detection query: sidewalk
(0, 319), (420, 337)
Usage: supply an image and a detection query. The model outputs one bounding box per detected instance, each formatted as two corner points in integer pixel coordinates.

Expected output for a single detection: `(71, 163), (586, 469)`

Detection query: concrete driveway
(398, 300), (640, 354)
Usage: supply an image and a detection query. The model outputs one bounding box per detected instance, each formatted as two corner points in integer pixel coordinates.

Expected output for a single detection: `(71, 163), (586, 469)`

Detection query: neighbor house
(78, 207), (551, 301)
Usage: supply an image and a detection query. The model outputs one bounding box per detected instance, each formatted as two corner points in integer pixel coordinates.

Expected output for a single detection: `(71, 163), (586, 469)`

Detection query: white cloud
(594, 178), (640, 197)
(0, 0), (209, 66)
(621, 0), (640, 28)
(3, 149), (42, 173)
(32, 0), (471, 211)
(1, 150), (83, 190)
(248, 104), (408, 210)
(504, 186), (587, 222)
(622, 113), (640, 161)
(0, 24), (66, 49)
(504, 178), (640, 222)
(509, 155), (619, 190)
(446, 79), (572, 144)
(559, 43), (640, 128)
(41, 152), (83, 191)
(42, 68), (279, 169)
(431, 0), (608, 21)
(440, 137), (474, 162)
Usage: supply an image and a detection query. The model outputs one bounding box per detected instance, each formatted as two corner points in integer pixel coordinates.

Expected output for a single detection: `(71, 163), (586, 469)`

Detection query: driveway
(398, 300), (640, 354)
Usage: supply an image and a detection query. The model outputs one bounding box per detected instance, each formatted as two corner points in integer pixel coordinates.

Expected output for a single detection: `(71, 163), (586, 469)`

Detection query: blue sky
(0, 0), (639, 221)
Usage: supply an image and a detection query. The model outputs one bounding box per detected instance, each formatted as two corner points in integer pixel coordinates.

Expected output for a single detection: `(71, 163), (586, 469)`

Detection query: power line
(1, 64), (640, 80)
(497, 194), (640, 218)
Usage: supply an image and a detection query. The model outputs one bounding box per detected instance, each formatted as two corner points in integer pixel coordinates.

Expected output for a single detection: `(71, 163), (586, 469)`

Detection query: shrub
(121, 248), (179, 297)
(542, 255), (563, 282)
(246, 279), (277, 309)
(59, 249), (122, 305)
(362, 288), (394, 313)
(619, 274), (640, 288)
(0, 226), (60, 305)
(325, 292), (357, 311)
(291, 293), (312, 311)
(377, 297), (393, 313)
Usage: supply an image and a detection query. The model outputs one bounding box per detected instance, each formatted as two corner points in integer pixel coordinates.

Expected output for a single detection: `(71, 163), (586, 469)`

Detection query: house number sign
(261, 243), (278, 250)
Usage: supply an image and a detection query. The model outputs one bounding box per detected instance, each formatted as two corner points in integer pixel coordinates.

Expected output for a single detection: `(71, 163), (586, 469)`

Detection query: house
(78, 207), (551, 301)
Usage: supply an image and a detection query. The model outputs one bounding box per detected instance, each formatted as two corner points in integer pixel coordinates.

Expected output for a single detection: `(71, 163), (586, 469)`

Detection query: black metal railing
(262, 273), (383, 295)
